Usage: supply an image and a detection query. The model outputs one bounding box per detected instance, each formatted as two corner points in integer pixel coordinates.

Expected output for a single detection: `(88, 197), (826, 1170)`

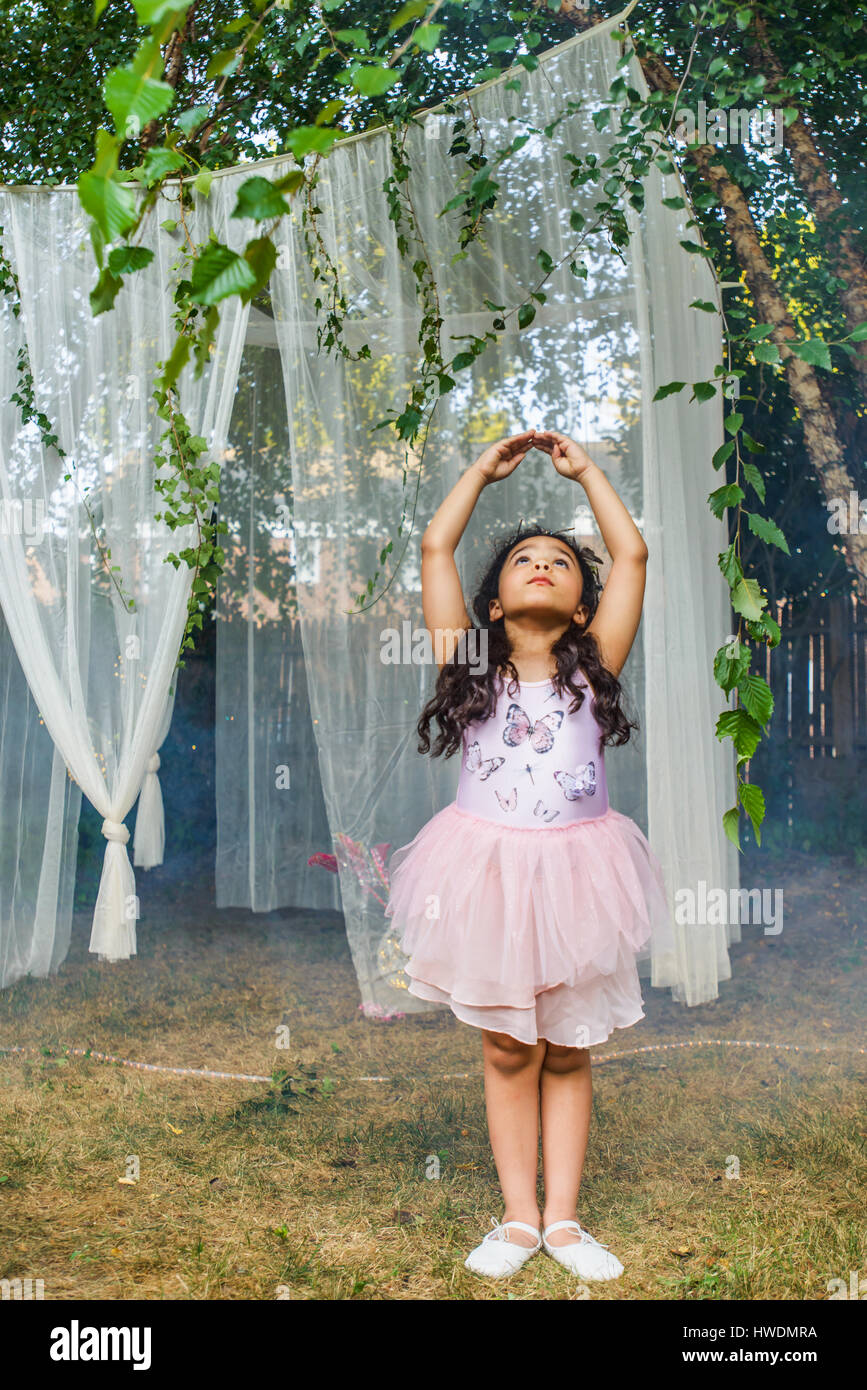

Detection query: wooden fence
(760, 595), (866, 759)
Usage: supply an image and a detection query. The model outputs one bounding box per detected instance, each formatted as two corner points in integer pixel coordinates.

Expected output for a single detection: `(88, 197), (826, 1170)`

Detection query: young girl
(384, 428), (673, 1281)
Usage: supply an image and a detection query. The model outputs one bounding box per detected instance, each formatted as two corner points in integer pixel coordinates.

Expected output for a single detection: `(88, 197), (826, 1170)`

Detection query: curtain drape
(259, 7), (739, 1012)
(215, 339), (339, 914)
(0, 1), (739, 1014)
(0, 173), (251, 970)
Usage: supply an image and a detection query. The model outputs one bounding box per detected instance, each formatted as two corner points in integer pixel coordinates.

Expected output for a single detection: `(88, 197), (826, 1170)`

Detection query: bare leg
(480, 1029), (547, 1246)
(539, 1043), (593, 1246)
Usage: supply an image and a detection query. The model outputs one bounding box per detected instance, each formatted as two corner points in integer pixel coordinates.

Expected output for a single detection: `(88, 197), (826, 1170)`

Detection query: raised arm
(532, 430), (649, 680)
(421, 431), (536, 669)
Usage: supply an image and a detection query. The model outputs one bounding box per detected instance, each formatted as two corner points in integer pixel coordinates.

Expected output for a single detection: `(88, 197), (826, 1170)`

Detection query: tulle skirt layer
(383, 801), (673, 1047)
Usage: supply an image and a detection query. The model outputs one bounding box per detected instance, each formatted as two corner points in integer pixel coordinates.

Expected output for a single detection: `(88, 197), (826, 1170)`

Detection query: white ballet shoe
(542, 1219), (624, 1280)
(464, 1218), (542, 1278)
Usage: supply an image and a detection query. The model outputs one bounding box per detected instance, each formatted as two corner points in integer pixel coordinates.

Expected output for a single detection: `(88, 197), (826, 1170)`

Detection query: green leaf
(737, 672), (774, 725)
(722, 806), (742, 851)
(177, 105), (210, 136)
(274, 169), (305, 195)
(752, 341), (779, 364)
(136, 145), (186, 184)
(413, 23), (444, 52)
(741, 432), (766, 453)
(731, 576), (766, 621)
(745, 510), (791, 554)
(748, 611), (781, 647)
(285, 126), (341, 157)
(788, 338), (832, 370)
(388, 0), (427, 30)
(844, 321), (867, 342)
(241, 236), (278, 302)
(104, 64), (174, 140)
(692, 381), (716, 402)
(735, 9), (753, 31)
(314, 99), (347, 127)
(746, 324), (775, 340)
(487, 35), (516, 52)
(741, 461), (766, 504)
(162, 331), (191, 389)
(194, 170), (213, 197)
(738, 781), (765, 843)
(718, 541), (742, 587)
(652, 381), (686, 401)
(190, 242), (257, 305)
(724, 412), (744, 435)
(90, 266), (124, 315)
(714, 640), (751, 694)
(334, 28), (370, 49)
(708, 483), (745, 519)
(716, 708), (762, 758)
(689, 299), (717, 312)
(206, 49), (241, 81)
(78, 132), (138, 242)
(134, 0), (195, 21)
(661, 195), (686, 209)
(107, 244), (154, 274)
(349, 65), (401, 96)
(517, 302), (536, 329)
(94, 0), (109, 19)
(712, 440), (735, 471)
(231, 175), (290, 222)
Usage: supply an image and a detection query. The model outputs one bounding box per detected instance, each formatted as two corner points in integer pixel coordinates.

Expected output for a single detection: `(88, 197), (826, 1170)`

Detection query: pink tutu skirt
(383, 801), (674, 1047)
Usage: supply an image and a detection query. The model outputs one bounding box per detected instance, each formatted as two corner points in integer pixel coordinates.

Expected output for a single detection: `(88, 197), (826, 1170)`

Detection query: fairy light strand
(0, 1036), (863, 1086)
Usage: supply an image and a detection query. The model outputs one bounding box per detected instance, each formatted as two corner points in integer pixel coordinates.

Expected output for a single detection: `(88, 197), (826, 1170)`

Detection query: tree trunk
(139, 4), (198, 153)
(745, 12), (867, 392)
(534, 0), (867, 597)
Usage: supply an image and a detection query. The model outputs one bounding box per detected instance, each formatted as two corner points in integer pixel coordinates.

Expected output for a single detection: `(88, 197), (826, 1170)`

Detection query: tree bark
(139, 4), (198, 153)
(534, 0), (867, 596)
(745, 12), (867, 392)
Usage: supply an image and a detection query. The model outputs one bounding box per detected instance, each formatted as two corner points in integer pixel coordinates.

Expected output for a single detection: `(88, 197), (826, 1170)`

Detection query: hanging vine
(2, 0), (865, 849)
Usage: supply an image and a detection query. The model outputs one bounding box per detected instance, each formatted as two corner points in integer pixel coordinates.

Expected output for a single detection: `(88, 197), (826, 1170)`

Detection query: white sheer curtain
(0, 2), (739, 1010)
(0, 172), (250, 971)
(0, 602), (82, 988)
(215, 338), (339, 914)
(254, 6), (739, 1013)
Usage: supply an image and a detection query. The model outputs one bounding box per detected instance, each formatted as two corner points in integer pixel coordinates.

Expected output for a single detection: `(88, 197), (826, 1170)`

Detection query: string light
(1, 1036), (862, 1086)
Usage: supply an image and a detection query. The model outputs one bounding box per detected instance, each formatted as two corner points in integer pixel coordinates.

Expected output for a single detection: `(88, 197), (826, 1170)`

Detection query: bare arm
(421, 431), (536, 669)
(533, 431), (648, 680)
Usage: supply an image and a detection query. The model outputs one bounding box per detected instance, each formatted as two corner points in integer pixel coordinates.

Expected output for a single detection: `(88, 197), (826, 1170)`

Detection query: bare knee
(541, 1042), (590, 1075)
(482, 1029), (543, 1073)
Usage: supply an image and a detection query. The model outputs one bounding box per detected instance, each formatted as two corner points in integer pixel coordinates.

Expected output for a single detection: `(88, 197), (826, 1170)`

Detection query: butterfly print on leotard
(502, 704), (564, 754)
(465, 741), (506, 781)
(553, 762), (597, 800)
(495, 787), (517, 812)
(533, 799), (560, 822)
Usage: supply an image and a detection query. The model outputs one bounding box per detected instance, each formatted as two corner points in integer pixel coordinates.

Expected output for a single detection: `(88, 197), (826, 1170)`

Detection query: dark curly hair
(417, 523), (639, 758)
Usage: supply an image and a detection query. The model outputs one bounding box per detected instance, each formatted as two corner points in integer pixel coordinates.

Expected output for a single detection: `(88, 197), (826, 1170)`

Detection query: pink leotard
(456, 669), (609, 829)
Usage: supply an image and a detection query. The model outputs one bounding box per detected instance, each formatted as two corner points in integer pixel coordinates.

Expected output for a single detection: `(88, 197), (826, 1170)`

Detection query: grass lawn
(1, 845), (864, 1300)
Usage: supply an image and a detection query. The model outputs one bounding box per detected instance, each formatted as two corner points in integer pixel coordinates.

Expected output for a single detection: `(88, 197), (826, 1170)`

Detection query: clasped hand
(473, 429), (595, 484)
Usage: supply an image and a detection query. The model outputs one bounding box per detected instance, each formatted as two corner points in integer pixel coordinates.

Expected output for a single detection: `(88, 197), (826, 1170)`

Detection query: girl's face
(488, 535), (589, 628)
